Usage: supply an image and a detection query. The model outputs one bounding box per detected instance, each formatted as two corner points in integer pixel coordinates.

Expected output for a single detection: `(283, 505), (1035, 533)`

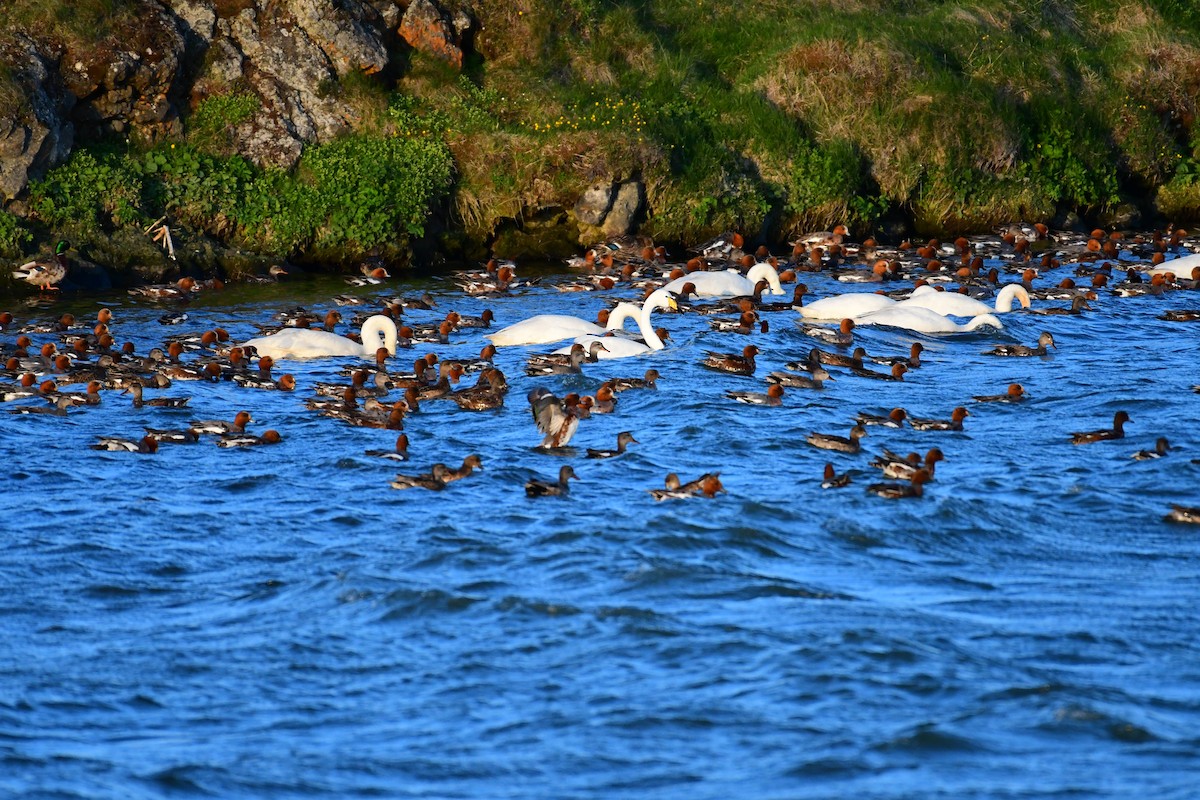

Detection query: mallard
(12, 240), (70, 290)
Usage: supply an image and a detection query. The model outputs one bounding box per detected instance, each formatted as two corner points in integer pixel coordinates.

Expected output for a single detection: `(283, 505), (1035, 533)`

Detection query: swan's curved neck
(361, 315), (399, 355)
(746, 262), (783, 294)
(995, 283), (1030, 312)
(606, 302), (643, 332)
(636, 292), (670, 350)
(966, 313), (1002, 331)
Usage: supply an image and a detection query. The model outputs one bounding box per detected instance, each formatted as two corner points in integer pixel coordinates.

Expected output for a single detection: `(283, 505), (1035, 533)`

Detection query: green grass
(6, 0), (1200, 264)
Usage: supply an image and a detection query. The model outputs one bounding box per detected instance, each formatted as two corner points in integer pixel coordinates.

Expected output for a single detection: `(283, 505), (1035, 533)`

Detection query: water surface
(2, 242), (1199, 798)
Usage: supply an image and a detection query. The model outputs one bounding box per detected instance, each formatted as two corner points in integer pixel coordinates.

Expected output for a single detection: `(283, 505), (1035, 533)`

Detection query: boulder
(399, 0), (463, 69)
(574, 181), (615, 226)
(603, 179), (645, 236)
(0, 35), (74, 204)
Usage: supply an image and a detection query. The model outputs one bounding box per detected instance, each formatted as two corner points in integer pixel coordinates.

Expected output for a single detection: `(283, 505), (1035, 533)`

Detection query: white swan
(242, 314), (398, 359)
(487, 313), (605, 347)
(552, 288), (677, 359)
(1149, 251), (1200, 279)
(662, 262), (785, 297)
(797, 290), (896, 320)
(899, 283), (1030, 316)
(485, 300), (647, 347)
(855, 306), (1004, 333)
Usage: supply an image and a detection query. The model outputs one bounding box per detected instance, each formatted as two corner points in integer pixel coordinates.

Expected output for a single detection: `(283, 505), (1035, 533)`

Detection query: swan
(242, 314), (399, 359)
(552, 288), (677, 359)
(796, 290), (896, 320)
(486, 299), (649, 347)
(662, 261), (785, 297)
(899, 283), (1030, 316)
(855, 306), (1004, 333)
(1150, 251), (1200, 279)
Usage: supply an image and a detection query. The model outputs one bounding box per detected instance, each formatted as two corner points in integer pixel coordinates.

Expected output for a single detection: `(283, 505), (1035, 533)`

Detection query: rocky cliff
(1, 0), (469, 196)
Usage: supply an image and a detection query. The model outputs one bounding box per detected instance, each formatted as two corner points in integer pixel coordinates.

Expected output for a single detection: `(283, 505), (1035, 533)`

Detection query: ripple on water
(4, 258), (1200, 798)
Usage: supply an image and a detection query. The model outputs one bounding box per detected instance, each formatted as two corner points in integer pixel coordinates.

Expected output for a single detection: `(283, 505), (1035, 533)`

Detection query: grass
(4, 0), (139, 48)
(4, 0), (1200, 266)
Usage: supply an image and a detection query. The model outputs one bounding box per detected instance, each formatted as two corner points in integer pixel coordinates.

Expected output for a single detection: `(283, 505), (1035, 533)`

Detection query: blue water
(2, 240), (1199, 799)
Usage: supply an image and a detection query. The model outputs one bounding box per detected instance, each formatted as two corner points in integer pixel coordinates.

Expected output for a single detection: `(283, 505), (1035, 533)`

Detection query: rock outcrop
(0, 34), (75, 204)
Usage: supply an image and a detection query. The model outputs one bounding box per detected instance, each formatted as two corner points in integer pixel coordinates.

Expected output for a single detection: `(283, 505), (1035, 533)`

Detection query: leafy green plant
(0, 209), (32, 257)
(300, 133), (454, 248)
(188, 92), (259, 155)
(1020, 106), (1119, 209)
(27, 143), (145, 231)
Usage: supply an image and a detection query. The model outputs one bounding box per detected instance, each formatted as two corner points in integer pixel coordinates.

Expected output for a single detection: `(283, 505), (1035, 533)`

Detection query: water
(2, 243), (1199, 798)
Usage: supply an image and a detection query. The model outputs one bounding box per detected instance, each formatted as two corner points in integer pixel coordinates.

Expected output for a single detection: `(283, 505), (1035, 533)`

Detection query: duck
(660, 261), (785, 297)
(725, 383), (784, 406)
(869, 342), (925, 369)
(608, 369), (659, 392)
(91, 434), (158, 454)
(1132, 437), (1171, 460)
(526, 465), (578, 497)
(648, 472), (725, 500)
(765, 365), (833, 389)
(866, 468), (931, 499)
(909, 407), (969, 431)
(1159, 309), (1200, 322)
(12, 240), (70, 290)
(821, 463), (853, 489)
(455, 309), (495, 329)
(586, 431), (639, 459)
(983, 331), (1055, 357)
(527, 341), (608, 371)
(241, 314), (399, 360)
(708, 310), (761, 334)
(1070, 410), (1131, 444)
(973, 383), (1028, 402)
(190, 410), (254, 436)
(1029, 295), (1091, 316)
(461, 343), (498, 373)
(796, 290), (896, 320)
(365, 433), (410, 460)
(390, 463), (452, 491)
(806, 424), (867, 453)
(799, 317), (856, 346)
(218, 429), (283, 448)
(1164, 505), (1200, 525)
(451, 368), (508, 411)
(801, 345), (867, 370)
(442, 454), (484, 483)
(551, 289), (677, 359)
(850, 362), (907, 382)
(9, 396), (75, 416)
(525, 344), (590, 376)
(528, 387), (582, 448)
(701, 344), (758, 376)
(142, 426), (200, 445)
(128, 276), (197, 300)
(856, 407), (907, 428)
(870, 447), (944, 480)
(898, 282), (1031, 315)
(855, 306), (1004, 333)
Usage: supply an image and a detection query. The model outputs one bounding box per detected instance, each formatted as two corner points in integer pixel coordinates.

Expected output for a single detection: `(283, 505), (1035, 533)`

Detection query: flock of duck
(4, 222), (1199, 520)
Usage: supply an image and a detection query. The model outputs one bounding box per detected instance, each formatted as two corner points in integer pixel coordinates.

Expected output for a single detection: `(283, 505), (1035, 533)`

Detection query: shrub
(27, 143), (145, 231)
(0, 209), (32, 257)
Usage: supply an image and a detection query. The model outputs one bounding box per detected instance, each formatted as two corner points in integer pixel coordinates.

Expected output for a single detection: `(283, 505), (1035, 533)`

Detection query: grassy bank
(3, 0), (1200, 268)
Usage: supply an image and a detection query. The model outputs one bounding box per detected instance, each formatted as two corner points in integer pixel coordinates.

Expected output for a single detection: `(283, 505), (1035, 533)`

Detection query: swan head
(647, 289), (679, 313)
